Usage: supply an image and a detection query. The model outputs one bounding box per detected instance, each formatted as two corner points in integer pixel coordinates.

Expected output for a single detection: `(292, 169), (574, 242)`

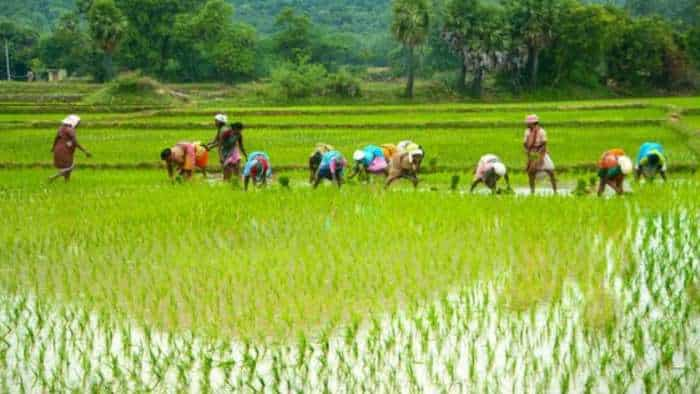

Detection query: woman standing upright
(207, 114), (247, 181)
(49, 115), (91, 182)
(523, 114), (557, 194)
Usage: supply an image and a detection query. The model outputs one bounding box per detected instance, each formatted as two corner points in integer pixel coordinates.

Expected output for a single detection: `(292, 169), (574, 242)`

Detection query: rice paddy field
(1, 82), (699, 392)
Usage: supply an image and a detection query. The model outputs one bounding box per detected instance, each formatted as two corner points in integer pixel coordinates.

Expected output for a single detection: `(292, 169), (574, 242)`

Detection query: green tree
(115, 0), (204, 77)
(504, 0), (566, 89)
(87, 0), (126, 81)
(545, 3), (620, 87)
(391, 0), (430, 97)
(607, 16), (682, 89)
(0, 19), (39, 80)
(172, 0), (257, 82)
(444, 0), (504, 96)
(38, 13), (93, 76)
(273, 7), (313, 62)
(688, 27), (700, 68)
(210, 26), (257, 82)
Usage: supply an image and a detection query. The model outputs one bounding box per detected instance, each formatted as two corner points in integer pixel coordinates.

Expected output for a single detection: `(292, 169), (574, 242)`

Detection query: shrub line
(0, 119), (666, 131)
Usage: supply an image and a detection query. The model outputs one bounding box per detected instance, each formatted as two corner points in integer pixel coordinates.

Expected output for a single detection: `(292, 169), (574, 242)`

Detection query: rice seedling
(0, 94), (699, 391)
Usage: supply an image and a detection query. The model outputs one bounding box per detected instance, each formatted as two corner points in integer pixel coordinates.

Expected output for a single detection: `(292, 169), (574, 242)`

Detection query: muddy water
(0, 213), (697, 392)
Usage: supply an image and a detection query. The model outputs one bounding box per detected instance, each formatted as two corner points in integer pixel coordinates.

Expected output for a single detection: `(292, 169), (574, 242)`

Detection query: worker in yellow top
(380, 144), (398, 163)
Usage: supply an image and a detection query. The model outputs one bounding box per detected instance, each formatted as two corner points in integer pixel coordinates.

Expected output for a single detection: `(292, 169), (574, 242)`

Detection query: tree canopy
(0, 0), (697, 95)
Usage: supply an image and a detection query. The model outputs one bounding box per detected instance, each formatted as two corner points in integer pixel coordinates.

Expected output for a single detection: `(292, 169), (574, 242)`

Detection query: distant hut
(46, 69), (67, 82)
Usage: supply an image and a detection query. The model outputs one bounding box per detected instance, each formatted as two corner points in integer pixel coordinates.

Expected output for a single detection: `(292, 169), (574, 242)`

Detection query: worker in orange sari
(597, 148), (633, 196)
(160, 142), (209, 181)
(380, 144), (398, 164)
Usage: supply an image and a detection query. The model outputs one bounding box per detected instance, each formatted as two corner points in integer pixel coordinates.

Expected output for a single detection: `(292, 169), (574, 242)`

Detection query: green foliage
(171, 0), (257, 82)
(607, 16), (687, 89)
(271, 60), (362, 99)
(450, 174), (460, 190)
(273, 7), (313, 62)
(544, 4), (619, 88)
(325, 68), (362, 98)
(0, 0), (698, 93)
(687, 27), (700, 69)
(114, 0), (205, 77)
(444, 0), (505, 96)
(38, 14), (94, 76)
(391, 0), (430, 97)
(0, 0), (74, 30)
(87, 0), (126, 81)
(278, 176), (290, 188)
(270, 59), (328, 99)
(0, 19), (39, 80)
(83, 72), (180, 105)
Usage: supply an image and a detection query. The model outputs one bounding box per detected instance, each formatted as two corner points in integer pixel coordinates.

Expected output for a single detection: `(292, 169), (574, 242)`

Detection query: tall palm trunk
(406, 45), (415, 98)
(527, 45), (540, 89)
(103, 52), (114, 82)
(457, 62), (467, 93)
(470, 67), (483, 97)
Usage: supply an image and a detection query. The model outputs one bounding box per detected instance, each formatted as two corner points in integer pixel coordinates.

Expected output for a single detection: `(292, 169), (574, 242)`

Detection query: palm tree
(391, 0), (430, 98)
(87, 0), (126, 81)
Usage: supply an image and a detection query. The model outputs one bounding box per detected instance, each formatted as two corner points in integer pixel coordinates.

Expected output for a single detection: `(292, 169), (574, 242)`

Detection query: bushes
(83, 72), (185, 105)
(607, 17), (693, 90)
(325, 68), (362, 98)
(271, 60), (362, 99)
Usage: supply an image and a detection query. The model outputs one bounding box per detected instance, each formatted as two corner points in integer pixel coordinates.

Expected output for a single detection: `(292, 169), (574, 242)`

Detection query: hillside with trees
(0, 0), (698, 99)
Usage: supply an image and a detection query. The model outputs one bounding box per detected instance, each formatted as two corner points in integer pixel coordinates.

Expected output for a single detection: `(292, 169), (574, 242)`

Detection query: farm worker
(635, 142), (667, 181)
(160, 142), (209, 181)
(206, 114), (247, 181)
(470, 154), (511, 193)
(49, 115), (91, 182)
(597, 148), (633, 196)
(243, 151), (272, 190)
(348, 145), (389, 180)
(397, 140), (418, 152)
(385, 147), (424, 189)
(523, 114), (557, 194)
(380, 144), (398, 163)
(309, 143), (335, 182)
(312, 150), (347, 188)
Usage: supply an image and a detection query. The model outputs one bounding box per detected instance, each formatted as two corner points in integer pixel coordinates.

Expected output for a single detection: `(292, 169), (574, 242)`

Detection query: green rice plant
(0, 94), (699, 392)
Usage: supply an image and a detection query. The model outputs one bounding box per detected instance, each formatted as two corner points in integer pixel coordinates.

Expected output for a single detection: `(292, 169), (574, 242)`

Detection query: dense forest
(1, 0), (698, 98)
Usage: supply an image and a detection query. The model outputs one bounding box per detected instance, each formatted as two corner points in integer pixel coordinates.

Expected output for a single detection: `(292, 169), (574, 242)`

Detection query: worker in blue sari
(635, 142), (667, 181)
(242, 151), (272, 191)
(348, 144), (389, 180)
(312, 150), (347, 188)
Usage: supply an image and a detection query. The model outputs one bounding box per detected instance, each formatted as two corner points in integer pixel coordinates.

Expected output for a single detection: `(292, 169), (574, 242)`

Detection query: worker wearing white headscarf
(50, 115), (91, 182)
(597, 149), (633, 196)
(206, 113), (247, 181)
(470, 154), (511, 193)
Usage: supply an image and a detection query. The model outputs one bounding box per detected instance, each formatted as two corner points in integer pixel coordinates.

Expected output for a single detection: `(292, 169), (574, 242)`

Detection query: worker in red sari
(49, 115), (91, 182)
